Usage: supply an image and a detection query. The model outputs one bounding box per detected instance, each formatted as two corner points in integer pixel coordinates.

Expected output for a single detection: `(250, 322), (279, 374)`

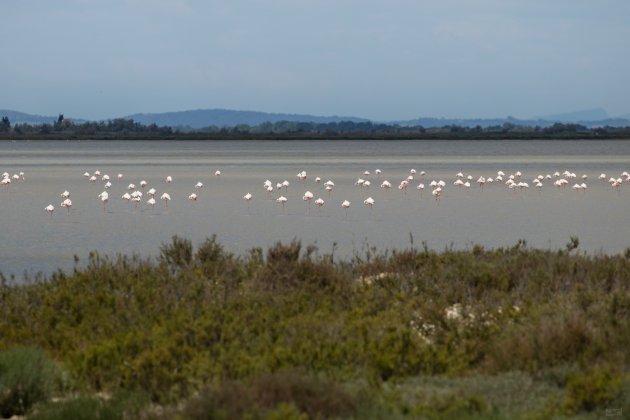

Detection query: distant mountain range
(0, 109), (61, 125)
(124, 109), (370, 128)
(2, 107), (629, 129)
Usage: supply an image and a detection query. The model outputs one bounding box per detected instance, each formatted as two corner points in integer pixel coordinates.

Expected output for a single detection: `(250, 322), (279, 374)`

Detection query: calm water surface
(1, 139), (630, 279)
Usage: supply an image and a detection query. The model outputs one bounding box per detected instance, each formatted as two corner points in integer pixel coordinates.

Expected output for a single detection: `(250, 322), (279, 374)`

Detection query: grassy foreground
(1, 237), (629, 419)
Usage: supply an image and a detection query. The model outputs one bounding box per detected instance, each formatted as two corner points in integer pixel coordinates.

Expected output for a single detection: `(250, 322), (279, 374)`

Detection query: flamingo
(410, 169), (417, 174)
(297, 171), (307, 181)
(276, 195), (288, 211)
(314, 197), (325, 215)
(94, 170), (101, 176)
(398, 180), (409, 194)
(127, 183), (136, 190)
(165, 175), (173, 183)
(303, 191), (314, 214)
(243, 192), (252, 211)
(160, 192), (171, 207)
(380, 180), (392, 190)
(1, 177), (11, 188)
(364, 197), (375, 209)
(315, 176), (322, 183)
(18, 171), (24, 181)
(117, 173), (124, 180)
(45, 204), (54, 217)
(89, 175), (97, 182)
(102, 174), (110, 181)
(195, 182), (203, 190)
(341, 200), (351, 217)
(61, 198), (72, 213)
(122, 192), (132, 201)
(147, 197), (156, 209)
(375, 169), (382, 175)
(325, 185), (334, 196)
(104, 181), (112, 189)
(417, 183), (425, 194)
(188, 193), (198, 201)
(83, 172), (90, 178)
(61, 190), (70, 198)
(139, 180), (148, 189)
(148, 188), (157, 197)
(282, 180), (290, 191)
(214, 170), (221, 177)
(99, 191), (109, 209)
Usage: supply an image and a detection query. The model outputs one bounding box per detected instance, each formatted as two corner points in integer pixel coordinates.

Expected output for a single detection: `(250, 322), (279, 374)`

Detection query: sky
(1, 0), (629, 121)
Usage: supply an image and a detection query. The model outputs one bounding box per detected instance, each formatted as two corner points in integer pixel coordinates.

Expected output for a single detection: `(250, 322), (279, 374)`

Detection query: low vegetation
(1, 237), (629, 418)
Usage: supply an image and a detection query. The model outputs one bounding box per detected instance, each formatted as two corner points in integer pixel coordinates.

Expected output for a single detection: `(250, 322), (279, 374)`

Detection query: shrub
(183, 371), (357, 419)
(0, 346), (62, 417)
(562, 368), (623, 414)
(29, 393), (147, 420)
(29, 396), (122, 420)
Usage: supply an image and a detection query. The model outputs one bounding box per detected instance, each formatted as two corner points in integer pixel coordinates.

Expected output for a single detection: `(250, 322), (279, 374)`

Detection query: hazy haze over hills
(125, 109), (369, 128)
(2, 107), (630, 129)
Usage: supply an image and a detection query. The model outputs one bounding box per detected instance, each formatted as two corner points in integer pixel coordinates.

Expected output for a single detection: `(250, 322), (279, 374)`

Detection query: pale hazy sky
(1, 0), (629, 120)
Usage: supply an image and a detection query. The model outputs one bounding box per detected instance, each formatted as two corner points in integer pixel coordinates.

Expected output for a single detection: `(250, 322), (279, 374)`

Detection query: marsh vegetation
(1, 237), (629, 418)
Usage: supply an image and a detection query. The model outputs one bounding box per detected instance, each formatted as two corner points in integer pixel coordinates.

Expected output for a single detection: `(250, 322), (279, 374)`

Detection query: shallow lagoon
(1, 139), (630, 278)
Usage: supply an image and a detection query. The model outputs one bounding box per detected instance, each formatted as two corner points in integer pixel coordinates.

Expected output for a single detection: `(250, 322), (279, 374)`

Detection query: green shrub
(0, 346), (62, 417)
(29, 396), (121, 420)
(411, 393), (488, 419)
(29, 392), (147, 420)
(183, 371), (356, 419)
(562, 368), (623, 414)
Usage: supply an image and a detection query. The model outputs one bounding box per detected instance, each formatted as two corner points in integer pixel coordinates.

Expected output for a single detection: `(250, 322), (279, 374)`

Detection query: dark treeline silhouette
(1, 114), (630, 140)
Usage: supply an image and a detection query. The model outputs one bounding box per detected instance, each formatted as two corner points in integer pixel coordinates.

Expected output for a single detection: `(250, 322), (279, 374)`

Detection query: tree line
(2, 114), (630, 140)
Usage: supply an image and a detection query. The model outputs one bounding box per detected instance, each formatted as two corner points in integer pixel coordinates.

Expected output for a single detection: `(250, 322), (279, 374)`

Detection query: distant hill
(0, 109), (58, 125)
(124, 109), (370, 129)
(2, 107), (629, 130)
(537, 108), (609, 123)
(394, 112), (630, 129)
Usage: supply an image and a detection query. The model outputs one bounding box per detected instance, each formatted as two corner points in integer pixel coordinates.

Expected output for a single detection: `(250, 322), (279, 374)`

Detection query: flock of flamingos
(0, 167), (628, 218)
